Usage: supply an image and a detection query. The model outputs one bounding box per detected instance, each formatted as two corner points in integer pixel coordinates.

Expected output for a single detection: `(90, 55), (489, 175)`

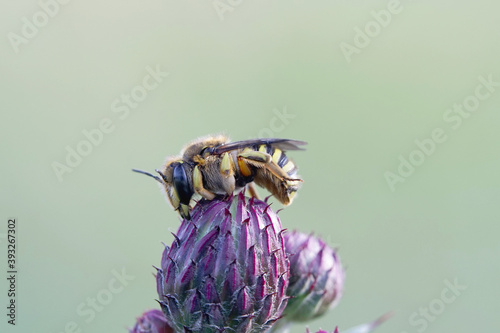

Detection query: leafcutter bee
(133, 135), (306, 219)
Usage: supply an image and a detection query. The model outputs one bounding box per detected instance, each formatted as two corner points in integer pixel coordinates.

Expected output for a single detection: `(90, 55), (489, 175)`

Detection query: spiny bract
(156, 193), (289, 333)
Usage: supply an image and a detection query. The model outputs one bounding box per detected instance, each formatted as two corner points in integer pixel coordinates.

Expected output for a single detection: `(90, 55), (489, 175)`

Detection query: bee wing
(212, 138), (307, 154)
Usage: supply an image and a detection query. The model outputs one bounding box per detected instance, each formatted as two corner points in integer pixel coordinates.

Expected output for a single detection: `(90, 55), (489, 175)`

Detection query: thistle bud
(156, 194), (289, 332)
(130, 309), (173, 333)
(283, 231), (344, 322)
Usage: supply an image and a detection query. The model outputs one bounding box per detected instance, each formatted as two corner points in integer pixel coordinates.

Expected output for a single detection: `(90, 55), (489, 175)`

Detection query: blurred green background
(1, 1), (499, 332)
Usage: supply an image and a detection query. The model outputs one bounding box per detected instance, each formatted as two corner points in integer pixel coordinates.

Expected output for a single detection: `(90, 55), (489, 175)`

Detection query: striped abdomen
(247, 144), (301, 205)
(256, 144), (298, 179)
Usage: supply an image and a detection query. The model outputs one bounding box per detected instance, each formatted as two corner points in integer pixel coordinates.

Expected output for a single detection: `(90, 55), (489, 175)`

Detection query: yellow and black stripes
(256, 144), (298, 179)
(248, 144), (300, 203)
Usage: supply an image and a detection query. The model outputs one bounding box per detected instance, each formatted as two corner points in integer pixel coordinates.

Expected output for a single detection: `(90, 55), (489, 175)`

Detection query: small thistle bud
(156, 194), (289, 332)
(130, 309), (173, 333)
(282, 231), (344, 322)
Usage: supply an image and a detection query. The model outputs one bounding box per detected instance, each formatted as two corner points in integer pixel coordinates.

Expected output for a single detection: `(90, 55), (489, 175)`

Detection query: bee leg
(165, 186), (191, 219)
(193, 165), (216, 200)
(179, 204), (191, 220)
(165, 186), (180, 211)
(238, 150), (272, 163)
(238, 151), (301, 182)
(247, 182), (260, 200)
(220, 152), (234, 177)
(220, 153), (236, 194)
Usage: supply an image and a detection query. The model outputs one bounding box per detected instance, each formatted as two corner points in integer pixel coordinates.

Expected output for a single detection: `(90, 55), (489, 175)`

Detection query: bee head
(132, 162), (194, 219)
(170, 162), (194, 206)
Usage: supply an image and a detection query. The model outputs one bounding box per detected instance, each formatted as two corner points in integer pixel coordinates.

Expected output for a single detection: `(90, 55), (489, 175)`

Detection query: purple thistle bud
(130, 309), (173, 333)
(282, 231), (344, 322)
(156, 193), (289, 332)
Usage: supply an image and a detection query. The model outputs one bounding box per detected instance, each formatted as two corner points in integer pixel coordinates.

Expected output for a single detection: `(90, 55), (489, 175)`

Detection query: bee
(133, 135), (306, 219)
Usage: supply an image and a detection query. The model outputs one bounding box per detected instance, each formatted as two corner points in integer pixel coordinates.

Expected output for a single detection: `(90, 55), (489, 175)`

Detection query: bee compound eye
(172, 163), (194, 205)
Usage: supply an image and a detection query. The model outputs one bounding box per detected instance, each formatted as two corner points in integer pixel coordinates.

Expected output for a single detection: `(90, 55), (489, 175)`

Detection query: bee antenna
(155, 169), (169, 183)
(132, 169), (164, 184)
